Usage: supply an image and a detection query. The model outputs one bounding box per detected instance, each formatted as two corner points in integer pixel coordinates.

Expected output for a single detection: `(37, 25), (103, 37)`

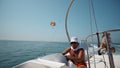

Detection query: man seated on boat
(62, 37), (87, 68)
(98, 32), (115, 55)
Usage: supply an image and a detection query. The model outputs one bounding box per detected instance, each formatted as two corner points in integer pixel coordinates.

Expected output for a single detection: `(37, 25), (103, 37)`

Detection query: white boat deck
(14, 59), (68, 68)
(13, 54), (120, 68)
(88, 55), (120, 68)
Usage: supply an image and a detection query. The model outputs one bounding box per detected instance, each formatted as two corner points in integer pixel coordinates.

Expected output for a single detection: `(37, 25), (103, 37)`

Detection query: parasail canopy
(50, 22), (56, 27)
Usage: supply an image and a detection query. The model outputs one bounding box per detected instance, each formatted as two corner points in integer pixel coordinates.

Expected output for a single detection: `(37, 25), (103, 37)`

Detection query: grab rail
(85, 29), (120, 68)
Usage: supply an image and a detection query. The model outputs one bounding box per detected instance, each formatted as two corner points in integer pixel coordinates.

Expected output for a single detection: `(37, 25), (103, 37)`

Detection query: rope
(89, 0), (98, 32)
(88, 0), (100, 68)
(88, 0), (96, 68)
(102, 54), (108, 68)
(65, 0), (74, 42)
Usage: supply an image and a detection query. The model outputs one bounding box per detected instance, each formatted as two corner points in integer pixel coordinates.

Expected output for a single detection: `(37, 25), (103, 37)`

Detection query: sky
(0, 0), (120, 42)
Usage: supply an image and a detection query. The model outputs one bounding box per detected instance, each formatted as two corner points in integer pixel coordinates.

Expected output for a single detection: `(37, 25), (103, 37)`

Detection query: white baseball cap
(70, 37), (78, 43)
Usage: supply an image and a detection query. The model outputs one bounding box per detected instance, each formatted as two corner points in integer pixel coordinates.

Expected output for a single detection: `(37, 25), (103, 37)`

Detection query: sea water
(0, 40), (69, 68)
(0, 40), (120, 68)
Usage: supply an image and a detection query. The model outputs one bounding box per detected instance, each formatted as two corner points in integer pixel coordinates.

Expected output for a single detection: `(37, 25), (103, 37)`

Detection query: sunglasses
(70, 42), (78, 44)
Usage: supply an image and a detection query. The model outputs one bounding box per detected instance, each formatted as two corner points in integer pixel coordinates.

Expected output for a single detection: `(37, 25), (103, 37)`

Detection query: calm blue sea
(0, 40), (120, 68)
